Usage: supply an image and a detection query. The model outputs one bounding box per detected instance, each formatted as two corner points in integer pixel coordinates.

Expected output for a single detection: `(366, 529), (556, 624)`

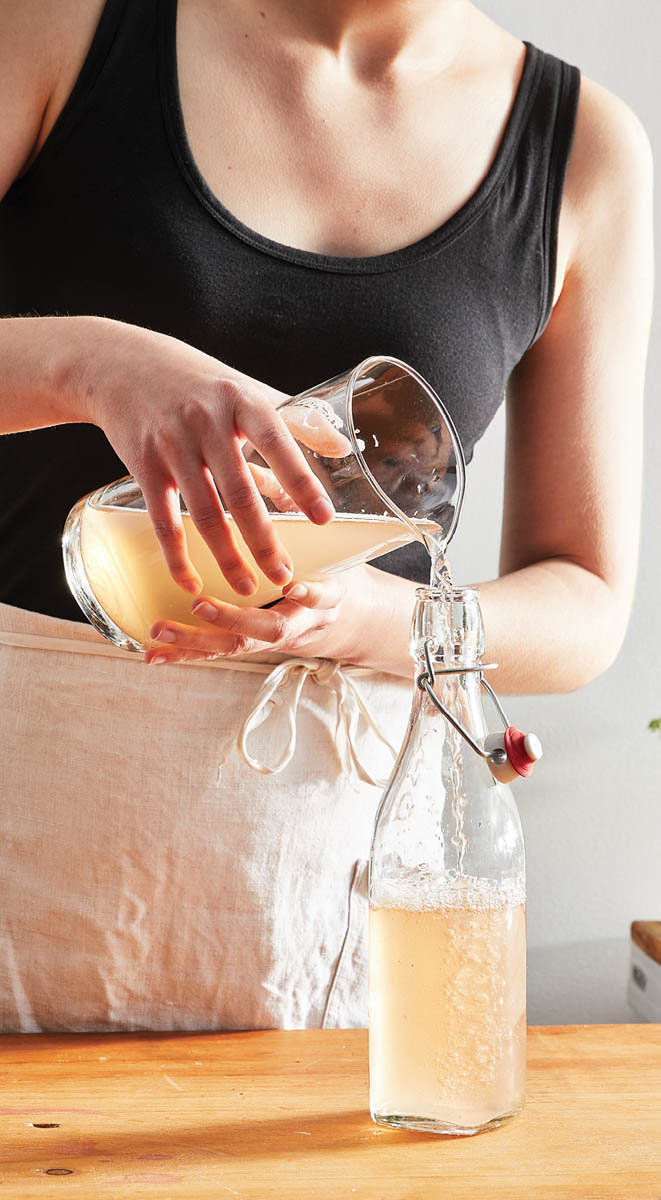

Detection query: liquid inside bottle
(369, 874), (526, 1133)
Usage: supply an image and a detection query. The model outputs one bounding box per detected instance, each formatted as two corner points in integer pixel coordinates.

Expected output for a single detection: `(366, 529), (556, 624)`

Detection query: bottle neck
(410, 584), (487, 739)
(411, 585), (485, 667)
(412, 662), (486, 737)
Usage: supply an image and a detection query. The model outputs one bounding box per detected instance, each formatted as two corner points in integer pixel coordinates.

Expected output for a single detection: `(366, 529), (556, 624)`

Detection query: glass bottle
(368, 585), (529, 1136)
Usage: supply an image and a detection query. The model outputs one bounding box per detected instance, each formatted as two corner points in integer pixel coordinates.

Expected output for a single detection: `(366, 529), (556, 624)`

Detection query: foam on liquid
(371, 869), (526, 913)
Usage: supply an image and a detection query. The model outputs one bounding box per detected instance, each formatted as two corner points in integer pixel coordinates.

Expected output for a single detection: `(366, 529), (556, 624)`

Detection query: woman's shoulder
(575, 72), (651, 185)
(561, 70), (653, 266)
(0, 0), (107, 196)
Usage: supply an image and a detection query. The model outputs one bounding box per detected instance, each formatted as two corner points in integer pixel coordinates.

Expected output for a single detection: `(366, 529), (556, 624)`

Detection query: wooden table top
(2, 1025), (660, 1199)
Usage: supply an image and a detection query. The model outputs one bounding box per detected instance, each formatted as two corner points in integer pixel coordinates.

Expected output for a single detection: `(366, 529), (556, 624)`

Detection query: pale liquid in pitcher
(80, 503), (430, 647)
(369, 877), (526, 1132)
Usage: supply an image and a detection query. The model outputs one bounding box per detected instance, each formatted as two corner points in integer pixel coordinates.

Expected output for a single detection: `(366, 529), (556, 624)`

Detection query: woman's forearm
(476, 558), (628, 694)
(0, 314), (109, 431)
(338, 559), (628, 693)
(0, 314), (338, 594)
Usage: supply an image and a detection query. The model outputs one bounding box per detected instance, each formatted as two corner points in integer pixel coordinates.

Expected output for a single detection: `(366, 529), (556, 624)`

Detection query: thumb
(281, 576), (345, 610)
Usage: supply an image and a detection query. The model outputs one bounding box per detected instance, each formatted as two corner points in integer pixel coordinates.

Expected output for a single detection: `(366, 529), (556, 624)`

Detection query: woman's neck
(238, 0), (474, 77)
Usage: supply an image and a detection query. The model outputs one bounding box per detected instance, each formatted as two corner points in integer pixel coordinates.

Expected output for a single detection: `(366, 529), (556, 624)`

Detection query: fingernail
(182, 578), (203, 595)
(156, 629), (176, 643)
(309, 496), (334, 523)
(192, 601), (218, 622)
(283, 583), (307, 600)
(234, 577), (257, 596)
(271, 563), (293, 585)
(149, 654), (169, 666)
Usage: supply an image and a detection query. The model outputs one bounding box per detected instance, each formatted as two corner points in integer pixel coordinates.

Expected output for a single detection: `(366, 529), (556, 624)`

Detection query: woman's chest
(176, 6), (532, 259)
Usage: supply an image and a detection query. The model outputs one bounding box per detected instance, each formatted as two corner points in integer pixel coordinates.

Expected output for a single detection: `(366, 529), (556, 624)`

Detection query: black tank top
(0, 0), (580, 620)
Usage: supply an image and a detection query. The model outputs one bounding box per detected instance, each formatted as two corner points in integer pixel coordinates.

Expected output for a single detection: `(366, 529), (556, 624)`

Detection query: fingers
(149, 599), (297, 654)
(147, 581), (329, 656)
(140, 478), (203, 595)
(237, 400), (335, 526)
(145, 575), (344, 665)
(145, 647), (229, 666)
(133, 373), (342, 597)
(247, 460), (299, 512)
(146, 620), (259, 661)
(282, 577), (345, 610)
(204, 435), (295, 586)
(175, 459), (258, 596)
(281, 404), (353, 458)
(192, 597), (294, 644)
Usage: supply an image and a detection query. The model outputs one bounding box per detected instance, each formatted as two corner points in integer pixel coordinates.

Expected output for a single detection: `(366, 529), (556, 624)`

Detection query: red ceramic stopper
(504, 726), (537, 777)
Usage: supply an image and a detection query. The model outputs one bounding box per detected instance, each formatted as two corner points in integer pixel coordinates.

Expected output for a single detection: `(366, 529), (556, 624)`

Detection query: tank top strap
(514, 43), (581, 346)
(8, 0), (152, 192)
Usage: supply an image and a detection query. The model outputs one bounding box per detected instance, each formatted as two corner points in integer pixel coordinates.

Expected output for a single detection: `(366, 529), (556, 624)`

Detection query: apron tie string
(234, 656), (399, 785)
(0, 621), (401, 788)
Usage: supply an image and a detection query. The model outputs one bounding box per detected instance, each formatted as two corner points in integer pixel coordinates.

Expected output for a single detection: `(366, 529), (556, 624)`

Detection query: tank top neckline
(158, 0), (543, 275)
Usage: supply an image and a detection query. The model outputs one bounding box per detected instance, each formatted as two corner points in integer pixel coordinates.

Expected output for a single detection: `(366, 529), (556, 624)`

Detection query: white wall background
(448, 0), (661, 1023)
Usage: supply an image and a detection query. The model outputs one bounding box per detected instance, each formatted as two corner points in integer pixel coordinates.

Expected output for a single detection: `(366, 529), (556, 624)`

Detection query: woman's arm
(159, 77), (653, 691)
(1, 3), (336, 599)
(484, 76), (653, 693)
(337, 78), (653, 690)
(1, 314), (338, 594)
(347, 77), (654, 690)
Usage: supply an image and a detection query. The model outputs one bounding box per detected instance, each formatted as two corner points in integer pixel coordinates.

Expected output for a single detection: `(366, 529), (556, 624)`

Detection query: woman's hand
(145, 572), (356, 666)
(144, 563), (420, 678)
(78, 318), (338, 596)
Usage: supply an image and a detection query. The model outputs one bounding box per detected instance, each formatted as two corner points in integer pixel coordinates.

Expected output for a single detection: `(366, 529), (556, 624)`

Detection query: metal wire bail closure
(416, 639), (543, 779)
(416, 638), (509, 765)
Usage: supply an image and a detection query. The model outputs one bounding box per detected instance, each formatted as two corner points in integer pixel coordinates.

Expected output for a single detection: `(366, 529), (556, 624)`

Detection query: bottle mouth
(411, 584), (484, 667)
(415, 585), (480, 603)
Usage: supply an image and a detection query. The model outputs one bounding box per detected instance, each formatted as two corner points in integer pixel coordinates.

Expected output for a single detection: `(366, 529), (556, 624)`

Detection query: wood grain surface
(1, 1025), (660, 1199)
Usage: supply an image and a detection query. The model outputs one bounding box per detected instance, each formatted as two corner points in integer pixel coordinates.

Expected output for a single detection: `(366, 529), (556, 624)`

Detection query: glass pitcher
(62, 356), (465, 651)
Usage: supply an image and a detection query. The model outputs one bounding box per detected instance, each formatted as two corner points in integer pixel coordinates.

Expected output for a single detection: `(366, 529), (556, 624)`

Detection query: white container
(628, 939), (661, 1021)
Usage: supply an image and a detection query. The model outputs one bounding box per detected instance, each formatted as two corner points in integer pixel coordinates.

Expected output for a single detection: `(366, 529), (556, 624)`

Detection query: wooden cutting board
(1, 1025), (660, 1199)
(632, 920), (661, 964)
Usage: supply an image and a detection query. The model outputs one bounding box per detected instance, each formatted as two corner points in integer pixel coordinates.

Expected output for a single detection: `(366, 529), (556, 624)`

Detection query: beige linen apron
(0, 601), (410, 1032)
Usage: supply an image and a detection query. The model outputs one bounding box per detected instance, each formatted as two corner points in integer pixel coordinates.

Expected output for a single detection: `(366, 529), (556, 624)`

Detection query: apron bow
(234, 656), (399, 786)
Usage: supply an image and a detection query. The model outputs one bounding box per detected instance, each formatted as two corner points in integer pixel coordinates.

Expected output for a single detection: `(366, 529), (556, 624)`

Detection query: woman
(0, 0), (652, 1030)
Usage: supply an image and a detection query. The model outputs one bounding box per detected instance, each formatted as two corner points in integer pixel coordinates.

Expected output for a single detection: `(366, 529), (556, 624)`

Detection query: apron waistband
(0, 623), (400, 786)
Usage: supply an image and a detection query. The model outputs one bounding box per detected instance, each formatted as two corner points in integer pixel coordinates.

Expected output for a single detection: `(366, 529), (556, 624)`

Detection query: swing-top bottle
(368, 585), (530, 1135)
